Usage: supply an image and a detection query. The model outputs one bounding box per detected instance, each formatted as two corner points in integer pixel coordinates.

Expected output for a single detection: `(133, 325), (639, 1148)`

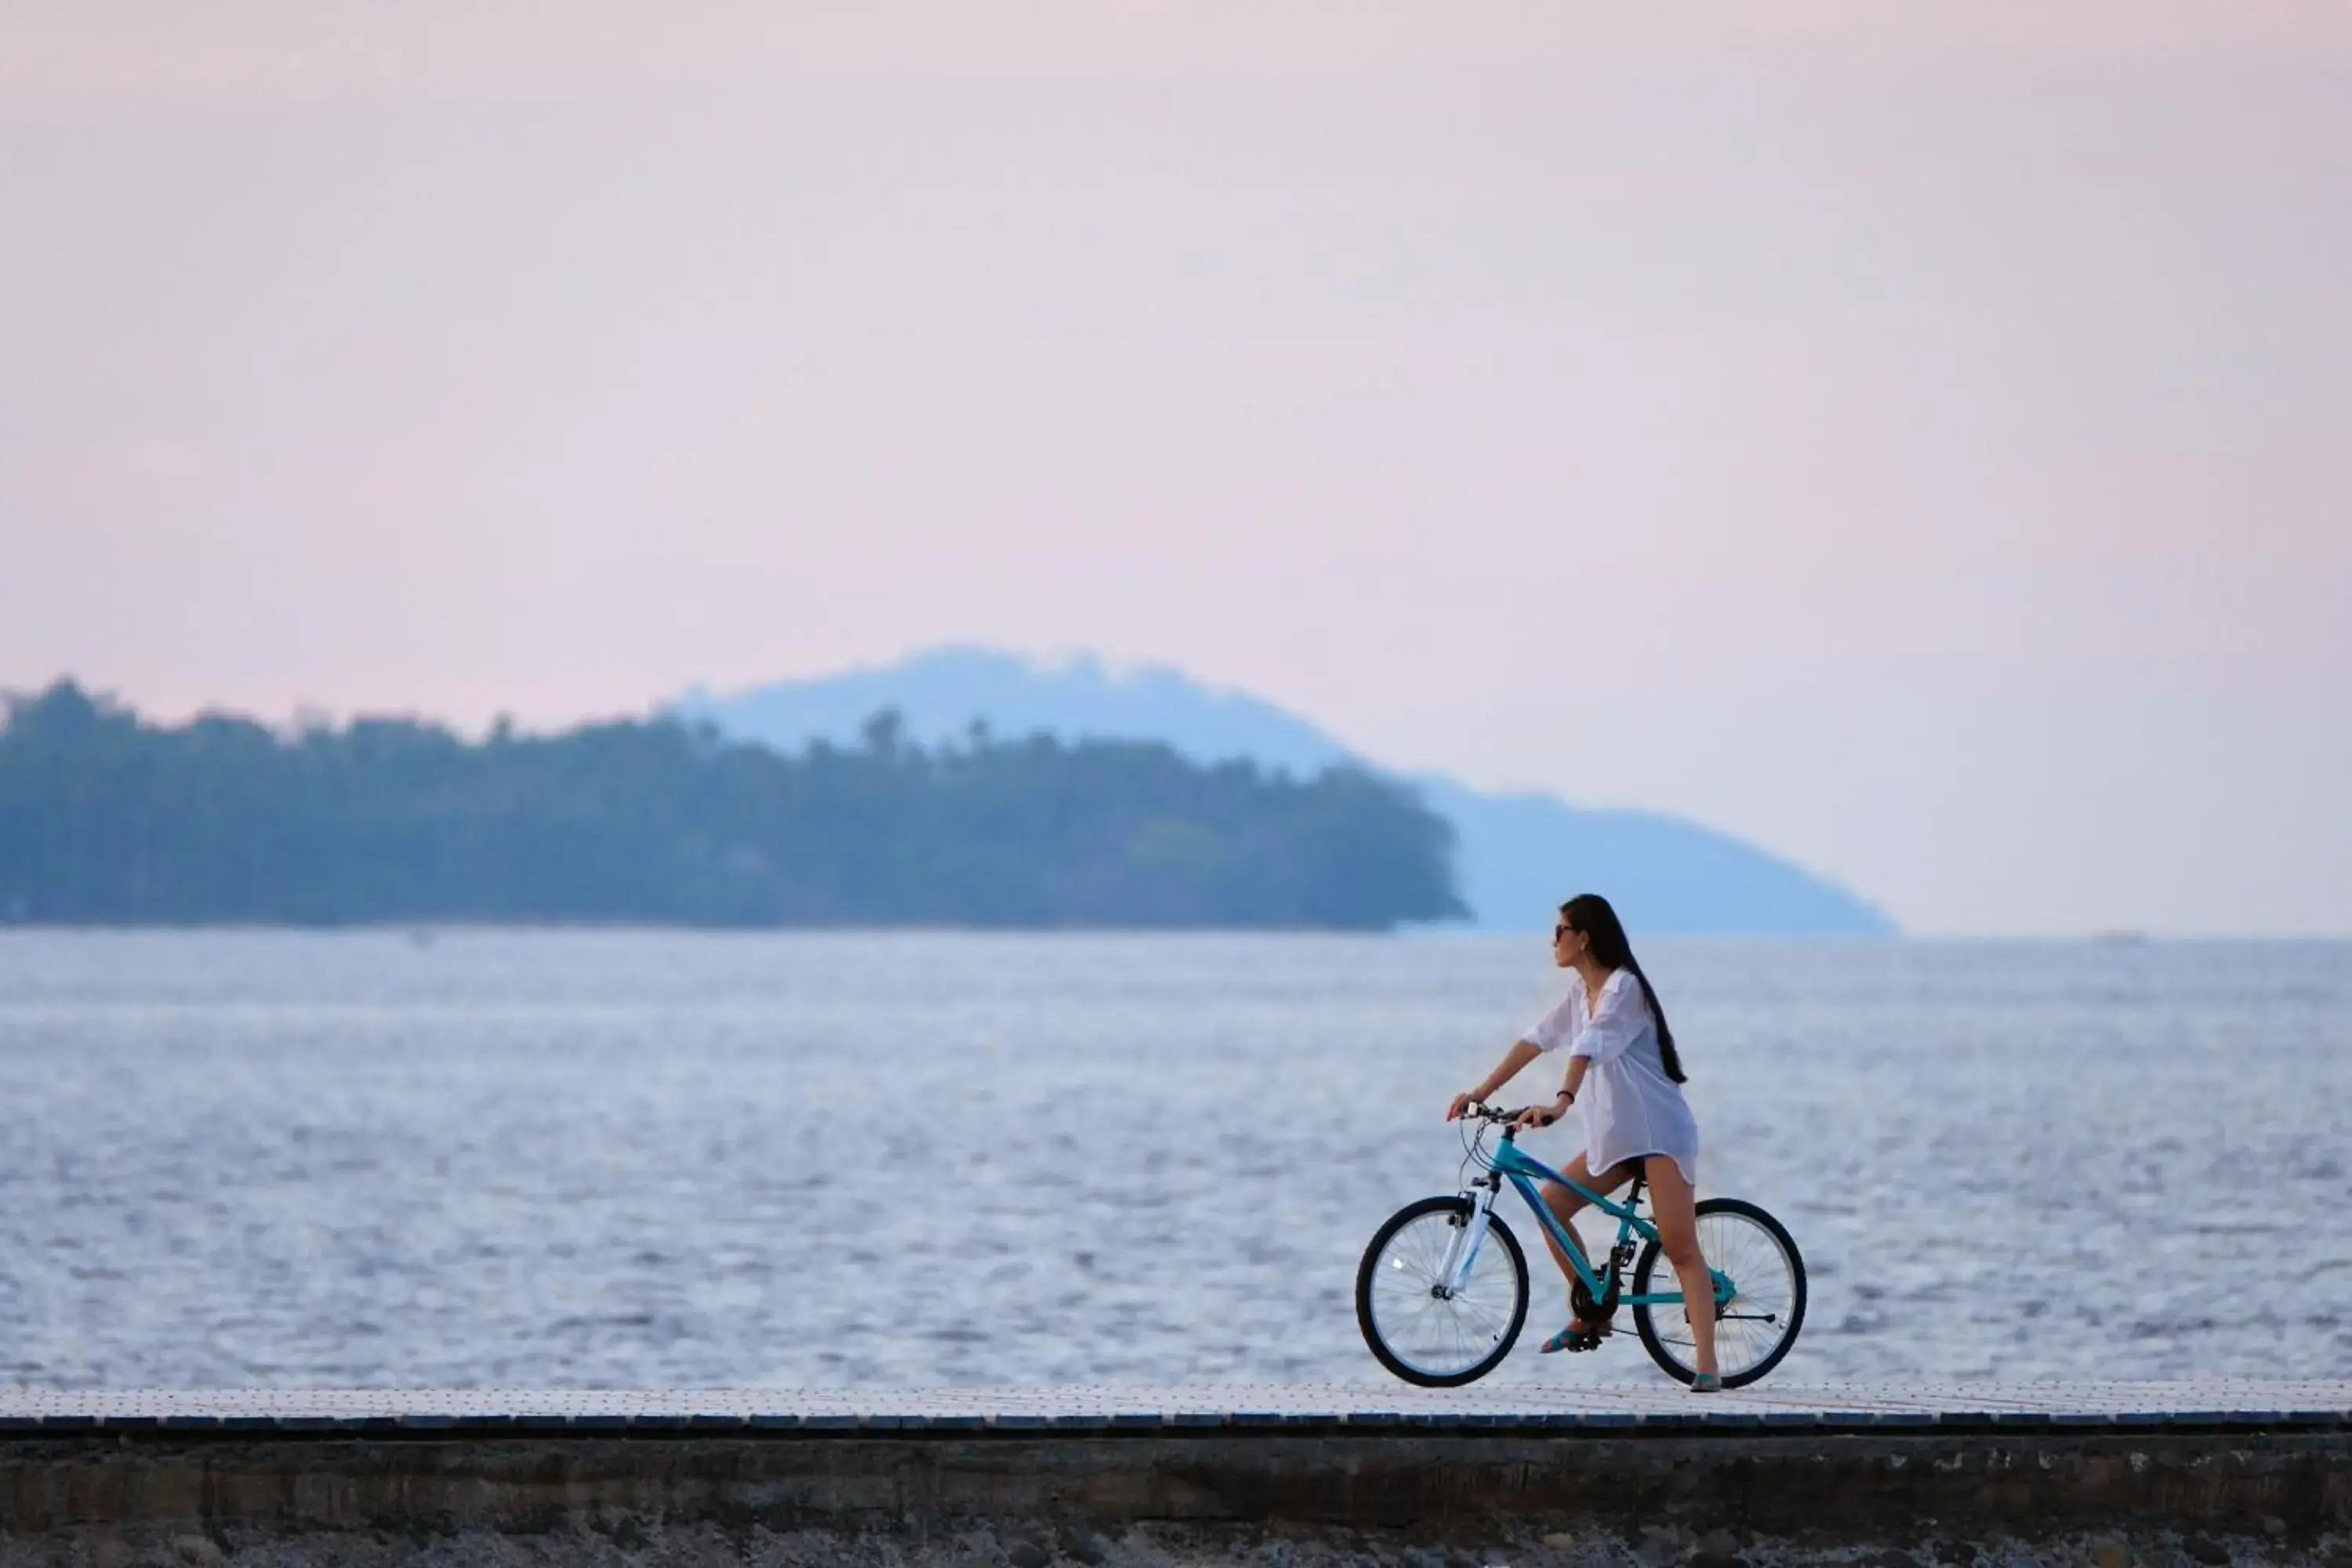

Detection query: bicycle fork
(1436, 1178), (1501, 1298)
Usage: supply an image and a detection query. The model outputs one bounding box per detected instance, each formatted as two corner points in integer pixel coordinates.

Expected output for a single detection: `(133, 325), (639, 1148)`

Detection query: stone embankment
(4, 1384), (2347, 1566)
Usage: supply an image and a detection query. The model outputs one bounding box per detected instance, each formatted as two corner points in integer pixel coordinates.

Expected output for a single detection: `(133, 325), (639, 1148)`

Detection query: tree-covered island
(0, 681), (1463, 929)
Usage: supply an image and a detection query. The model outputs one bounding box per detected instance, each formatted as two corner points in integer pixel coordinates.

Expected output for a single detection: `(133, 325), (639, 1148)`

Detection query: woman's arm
(1504, 1054), (1591, 1129)
(1446, 1039), (1541, 1120)
(1561, 1054), (1590, 1102)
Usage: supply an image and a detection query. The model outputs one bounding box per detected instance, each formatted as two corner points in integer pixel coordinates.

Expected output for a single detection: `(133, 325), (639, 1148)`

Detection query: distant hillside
(0, 680), (1459, 930)
(677, 651), (1348, 775)
(677, 649), (1895, 937)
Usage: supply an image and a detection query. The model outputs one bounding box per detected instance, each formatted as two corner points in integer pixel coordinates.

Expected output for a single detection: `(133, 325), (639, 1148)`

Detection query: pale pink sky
(4, 2), (2349, 934)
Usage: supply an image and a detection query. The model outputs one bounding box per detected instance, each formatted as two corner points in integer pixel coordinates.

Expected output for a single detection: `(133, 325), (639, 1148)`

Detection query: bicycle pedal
(1563, 1330), (1604, 1353)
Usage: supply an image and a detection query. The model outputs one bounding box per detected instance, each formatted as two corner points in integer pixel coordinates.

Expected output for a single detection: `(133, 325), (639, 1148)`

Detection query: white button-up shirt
(1525, 967), (1700, 1185)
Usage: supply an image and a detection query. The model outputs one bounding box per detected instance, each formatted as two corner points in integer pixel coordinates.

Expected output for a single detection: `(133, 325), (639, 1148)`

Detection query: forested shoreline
(0, 682), (1462, 930)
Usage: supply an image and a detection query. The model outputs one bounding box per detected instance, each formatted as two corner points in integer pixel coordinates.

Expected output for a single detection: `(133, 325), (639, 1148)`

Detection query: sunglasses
(1552, 922), (1578, 942)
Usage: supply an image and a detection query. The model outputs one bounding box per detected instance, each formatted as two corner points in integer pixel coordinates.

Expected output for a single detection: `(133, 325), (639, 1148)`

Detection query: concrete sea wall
(5, 1422), (2351, 1567)
(5, 1387), (2350, 1566)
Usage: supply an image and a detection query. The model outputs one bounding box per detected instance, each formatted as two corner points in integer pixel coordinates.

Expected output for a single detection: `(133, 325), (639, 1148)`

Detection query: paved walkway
(3, 1380), (2347, 1432)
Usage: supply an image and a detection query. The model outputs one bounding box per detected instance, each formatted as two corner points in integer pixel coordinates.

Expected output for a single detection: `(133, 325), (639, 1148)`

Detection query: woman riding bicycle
(1446, 893), (1722, 1391)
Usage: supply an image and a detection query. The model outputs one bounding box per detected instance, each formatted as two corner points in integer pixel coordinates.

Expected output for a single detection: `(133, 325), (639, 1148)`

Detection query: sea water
(1, 930), (2344, 1388)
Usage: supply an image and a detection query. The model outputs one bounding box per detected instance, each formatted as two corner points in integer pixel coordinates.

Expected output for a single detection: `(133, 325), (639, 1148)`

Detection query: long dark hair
(1561, 893), (1686, 1083)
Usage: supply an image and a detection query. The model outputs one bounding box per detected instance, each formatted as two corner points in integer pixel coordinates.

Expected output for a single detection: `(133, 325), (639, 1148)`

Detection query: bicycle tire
(1356, 1195), (1530, 1387)
(1631, 1196), (1806, 1388)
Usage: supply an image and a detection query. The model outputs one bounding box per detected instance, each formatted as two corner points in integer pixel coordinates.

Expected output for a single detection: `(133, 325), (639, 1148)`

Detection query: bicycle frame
(1438, 1127), (1730, 1310)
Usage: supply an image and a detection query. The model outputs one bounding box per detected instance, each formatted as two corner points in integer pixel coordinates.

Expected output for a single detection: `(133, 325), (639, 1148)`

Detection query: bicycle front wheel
(1356, 1195), (1529, 1387)
(1632, 1197), (1806, 1388)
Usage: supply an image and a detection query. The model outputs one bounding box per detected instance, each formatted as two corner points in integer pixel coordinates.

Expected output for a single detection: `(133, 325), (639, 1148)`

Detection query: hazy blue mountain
(675, 649), (1895, 936)
(1410, 776), (1894, 937)
(676, 650), (1351, 775)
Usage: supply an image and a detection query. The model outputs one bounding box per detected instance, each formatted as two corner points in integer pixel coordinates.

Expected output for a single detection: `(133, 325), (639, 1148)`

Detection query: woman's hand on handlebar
(1445, 1091), (1476, 1123)
(1511, 1094), (1571, 1131)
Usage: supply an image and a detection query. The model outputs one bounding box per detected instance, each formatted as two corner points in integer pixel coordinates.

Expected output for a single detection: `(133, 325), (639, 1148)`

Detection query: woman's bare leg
(1537, 1154), (1634, 1329)
(1643, 1155), (1719, 1377)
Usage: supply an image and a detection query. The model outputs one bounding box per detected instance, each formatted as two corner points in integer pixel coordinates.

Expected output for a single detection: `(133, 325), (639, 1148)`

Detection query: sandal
(1689, 1372), (1722, 1393)
(1539, 1321), (1610, 1354)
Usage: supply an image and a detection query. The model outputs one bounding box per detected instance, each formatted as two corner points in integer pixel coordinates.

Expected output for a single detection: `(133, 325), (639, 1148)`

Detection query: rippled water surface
(2, 931), (2346, 1388)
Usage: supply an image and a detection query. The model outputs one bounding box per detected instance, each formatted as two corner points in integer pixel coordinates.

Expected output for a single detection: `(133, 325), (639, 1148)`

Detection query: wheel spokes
(1643, 1210), (1800, 1381)
(1368, 1211), (1521, 1378)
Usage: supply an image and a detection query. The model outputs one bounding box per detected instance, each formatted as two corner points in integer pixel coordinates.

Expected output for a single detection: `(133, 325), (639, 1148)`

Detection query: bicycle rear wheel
(1632, 1197), (1806, 1388)
(1356, 1196), (1529, 1387)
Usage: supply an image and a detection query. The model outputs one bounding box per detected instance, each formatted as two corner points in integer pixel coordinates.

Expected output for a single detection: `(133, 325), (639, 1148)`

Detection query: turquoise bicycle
(1356, 1102), (1806, 1387)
